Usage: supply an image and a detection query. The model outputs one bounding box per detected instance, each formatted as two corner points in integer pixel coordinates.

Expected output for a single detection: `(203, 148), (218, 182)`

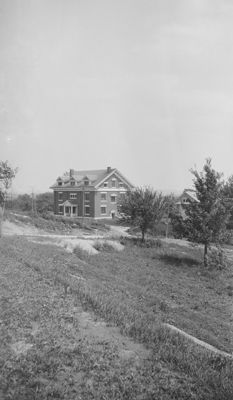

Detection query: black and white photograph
(1, 1), (233, 399)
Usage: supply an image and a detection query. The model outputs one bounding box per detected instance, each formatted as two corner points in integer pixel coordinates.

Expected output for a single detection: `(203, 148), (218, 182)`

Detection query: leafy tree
(36, 192), (54, 214)
(12, 192), (54, 214)
(185, 159), (229, 267)
(170, 212), (188, 239)
(0, 160), (18, 207)
(0, 160), (18, 236)
(13, 194), (32, 212)
(118, 187), (171, 241)
(222, 175), (233, 230)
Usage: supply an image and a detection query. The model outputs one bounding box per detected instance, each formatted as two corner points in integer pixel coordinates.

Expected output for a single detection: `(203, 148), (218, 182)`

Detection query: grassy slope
(82, 241), (233, 352)
(0, 236), (233, 399)
(5, 211), (110, 234)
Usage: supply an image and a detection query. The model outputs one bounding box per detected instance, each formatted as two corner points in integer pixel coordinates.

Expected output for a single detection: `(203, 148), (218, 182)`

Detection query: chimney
(70, 169), (74, 177)
(107, 166), (111, 173)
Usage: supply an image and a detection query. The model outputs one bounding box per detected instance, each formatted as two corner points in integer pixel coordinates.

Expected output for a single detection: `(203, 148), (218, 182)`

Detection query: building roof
(176, 188), (199, 204)
(50, 167), (134, 189)
(183, 189), (198, 202)
(70, 169), (108, 185)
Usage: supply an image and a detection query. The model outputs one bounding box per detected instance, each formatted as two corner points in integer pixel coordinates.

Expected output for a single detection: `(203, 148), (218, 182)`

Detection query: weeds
(73, 245), (90, 260)
(120, 236), (163, 248)
(92, 240), (114, 252)
(156, 251), (200, 267)
(1, 236), (233, 399)
(207, 246), (229, 270)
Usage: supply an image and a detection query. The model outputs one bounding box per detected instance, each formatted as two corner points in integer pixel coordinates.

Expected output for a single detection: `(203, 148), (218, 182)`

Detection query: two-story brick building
(50, 167), (134, 219)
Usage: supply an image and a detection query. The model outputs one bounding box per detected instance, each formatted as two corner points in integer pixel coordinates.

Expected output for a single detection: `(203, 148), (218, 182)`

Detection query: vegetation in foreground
(0, 236), (233, 399)
(5, 210), (110, 234)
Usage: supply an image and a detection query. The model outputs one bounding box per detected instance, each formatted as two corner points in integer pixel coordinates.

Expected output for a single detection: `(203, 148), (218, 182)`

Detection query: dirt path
(108, 225), (130, 237)
(2, 219), (125, 256)
(0, 253), (146, 361)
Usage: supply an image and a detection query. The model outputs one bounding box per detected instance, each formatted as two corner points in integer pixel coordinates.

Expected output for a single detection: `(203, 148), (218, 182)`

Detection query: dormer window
(84, 179), (89, 186)
(57, 178), (62, 186)
(70, 180), (75, 186)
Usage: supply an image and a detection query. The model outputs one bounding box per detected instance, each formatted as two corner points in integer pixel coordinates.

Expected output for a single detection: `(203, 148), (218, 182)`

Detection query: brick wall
(95, 191), (119, 218)
(53, 190), (96, 217)
(83, 190), (95, 218)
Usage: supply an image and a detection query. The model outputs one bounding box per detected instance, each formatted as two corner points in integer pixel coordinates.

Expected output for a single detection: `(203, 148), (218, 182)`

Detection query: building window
(58, 192), (63, 201)
(101, 206), (107, 215)
(101, 192), (107, 201)
(84, 179), (89, 186)
(103, 181), (108, 188)
(59, 205), (63, 214)
(70, 193), (77, 199)
(85, 205), (90, 215)
(84, 192), (90, 202)
(111, 179), (116, 188)
(119, 182), (124, 188)
(58, 181), (62, 186)
(70, 181), (75, 186)
(111, 194), (117, 203)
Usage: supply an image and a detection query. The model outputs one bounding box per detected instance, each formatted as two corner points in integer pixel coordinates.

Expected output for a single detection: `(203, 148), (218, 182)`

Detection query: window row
(58, 192), (123, 202)
(103, 180), (124, 188)
(58, 179), (89, 186)
(58, 179), (124, 188)
(58, 192), (90, 201)
(101, 193), (117, 203)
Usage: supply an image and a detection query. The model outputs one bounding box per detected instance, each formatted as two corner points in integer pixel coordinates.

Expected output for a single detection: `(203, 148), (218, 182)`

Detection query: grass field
(0, 235), (233, 399)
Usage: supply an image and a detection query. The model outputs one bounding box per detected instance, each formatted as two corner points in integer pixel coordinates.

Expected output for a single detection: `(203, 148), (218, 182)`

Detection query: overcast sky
(1, 0), (233, 194)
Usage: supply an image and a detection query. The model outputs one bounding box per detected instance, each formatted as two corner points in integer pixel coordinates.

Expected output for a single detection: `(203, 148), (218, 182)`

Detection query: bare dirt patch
(11, 341), (34, 356)
(2, 218), (125, 256)
(77, 310), (150, 362)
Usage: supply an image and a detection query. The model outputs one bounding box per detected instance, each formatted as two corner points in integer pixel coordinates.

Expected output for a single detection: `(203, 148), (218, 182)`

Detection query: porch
(59, 200), (78, 217)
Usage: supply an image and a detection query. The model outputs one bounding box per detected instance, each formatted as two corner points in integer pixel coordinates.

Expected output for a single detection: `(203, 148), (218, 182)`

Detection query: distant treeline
(7, 192), (54, 215)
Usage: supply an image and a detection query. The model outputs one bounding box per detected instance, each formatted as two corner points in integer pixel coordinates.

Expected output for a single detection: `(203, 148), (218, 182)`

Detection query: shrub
(119, 236), (163, 249)
(223, 230), (233, 245)
(144, 238), (163, 248)
(206, 246), (228, 270)
(73, 246), (89, 260)
(226, 285), (233, 297)
(157, 250), (200, 267)
(170, 213), (188, 239)
(40, 211), (56, 221)
(93, 240), (114, 252)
